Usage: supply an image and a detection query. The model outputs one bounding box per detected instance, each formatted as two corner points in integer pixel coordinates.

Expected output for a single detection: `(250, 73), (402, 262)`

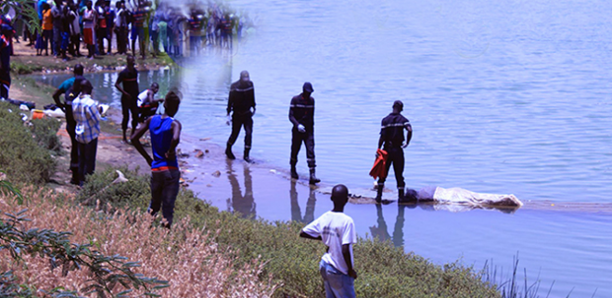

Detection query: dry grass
(0, 187), (278, 297)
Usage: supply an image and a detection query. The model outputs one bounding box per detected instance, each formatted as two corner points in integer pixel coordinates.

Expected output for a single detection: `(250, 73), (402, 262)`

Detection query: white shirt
(302, 211), (356, 275)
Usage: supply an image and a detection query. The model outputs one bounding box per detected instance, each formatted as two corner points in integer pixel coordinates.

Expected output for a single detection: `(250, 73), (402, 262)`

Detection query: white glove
(297, 124), (306, 133)
(226, 115), (231, 126)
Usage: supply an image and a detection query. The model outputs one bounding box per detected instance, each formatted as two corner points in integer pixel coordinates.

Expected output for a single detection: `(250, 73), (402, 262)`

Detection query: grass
(11, 50), (174, 75)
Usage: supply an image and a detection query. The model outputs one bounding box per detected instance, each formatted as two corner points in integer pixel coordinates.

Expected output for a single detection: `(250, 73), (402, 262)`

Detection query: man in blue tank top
(131, 90), (182, 228)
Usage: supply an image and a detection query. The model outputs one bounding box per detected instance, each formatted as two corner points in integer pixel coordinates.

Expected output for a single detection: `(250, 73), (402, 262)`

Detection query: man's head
(126, 54), (135, 67)
(392, 100), (403, 113)
(303, 82), (314, 94)
(86, 0), (92, 9)
(331, 184), (349, 209)
(73, 63), (84, 76)
(240, 70), (250, 83)
(80, 79), (93, 95)
(151, 82), (159, 94)
(164, 90), (181, 117)
(116, 1), (122, 9)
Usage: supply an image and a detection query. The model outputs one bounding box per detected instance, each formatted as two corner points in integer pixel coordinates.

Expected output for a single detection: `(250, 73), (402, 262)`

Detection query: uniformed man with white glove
(289, 82), (320, 184)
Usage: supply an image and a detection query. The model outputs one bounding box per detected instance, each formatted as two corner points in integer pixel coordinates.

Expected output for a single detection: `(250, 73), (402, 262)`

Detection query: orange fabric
(369, 149), (388, 180)
(42, 9), (53, 30)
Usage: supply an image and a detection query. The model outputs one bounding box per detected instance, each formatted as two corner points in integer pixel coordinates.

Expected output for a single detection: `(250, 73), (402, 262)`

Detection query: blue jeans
(319, 260), (355, 298)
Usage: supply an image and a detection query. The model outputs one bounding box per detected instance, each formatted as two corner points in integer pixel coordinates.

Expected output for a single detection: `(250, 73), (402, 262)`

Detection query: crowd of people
(1, 0), (250, 63)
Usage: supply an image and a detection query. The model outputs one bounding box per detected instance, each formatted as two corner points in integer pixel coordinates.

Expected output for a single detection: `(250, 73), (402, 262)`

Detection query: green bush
(31, 118), (62, 154)
(0, 102), (57, 184)
(81, 167), (501, 298)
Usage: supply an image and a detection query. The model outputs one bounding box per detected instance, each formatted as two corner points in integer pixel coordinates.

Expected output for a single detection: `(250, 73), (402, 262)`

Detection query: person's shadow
(226, 161), (257, 219)
(290, 181), (316, 223)
(369, 204), (408, 248)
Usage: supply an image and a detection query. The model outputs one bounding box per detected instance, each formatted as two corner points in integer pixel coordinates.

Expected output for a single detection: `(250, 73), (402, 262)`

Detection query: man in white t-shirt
(300, 184), (358, 298)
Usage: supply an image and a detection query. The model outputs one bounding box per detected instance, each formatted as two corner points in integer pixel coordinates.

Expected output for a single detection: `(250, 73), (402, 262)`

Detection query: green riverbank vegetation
(1, 100), (506, 297)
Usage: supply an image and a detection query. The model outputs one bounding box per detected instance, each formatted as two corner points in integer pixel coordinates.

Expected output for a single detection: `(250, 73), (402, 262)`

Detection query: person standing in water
(375, 100), (413, 204)
(289, 82), (320, 184)
(225, 70), (256, 162)
(131, 90), (182, 229)
(115, 54), (139, 143)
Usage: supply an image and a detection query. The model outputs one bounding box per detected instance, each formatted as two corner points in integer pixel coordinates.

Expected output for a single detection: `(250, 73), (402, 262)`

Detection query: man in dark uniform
(289, 82), (320, 185)
(52, 64), (84, 185)
(114, 54), (139, 143)
(226, 70), (256, 162)
(375, 100), (413, 204)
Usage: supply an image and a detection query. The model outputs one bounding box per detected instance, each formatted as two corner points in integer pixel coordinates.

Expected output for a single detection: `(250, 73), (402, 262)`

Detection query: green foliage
(31, 118), (63, 154)
(0, 171), (25, 205)
(0, 102), (56, 185)
(1, 0), (40, 35)
(0, 209), (168, 297)
(81, 167), (501, 298)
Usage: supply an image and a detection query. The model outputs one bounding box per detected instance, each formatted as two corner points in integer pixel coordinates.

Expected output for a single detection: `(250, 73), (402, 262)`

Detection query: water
(35, 0), (612, 295)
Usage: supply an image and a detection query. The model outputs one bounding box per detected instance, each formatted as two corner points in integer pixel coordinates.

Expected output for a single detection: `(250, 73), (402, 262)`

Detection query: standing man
(289, 82), (320, 184)
(114, 1), (127, 55)
(374, 100), (413, 204)
(131, 90), (182, 229)
(72, 79), (101, 186)
(114, 54), (139, 143)
(104, 0), (115, 55)
(52, 64), (84, 184)
(225, 70), (255, 162)
(300, 184), (357, 298)
(82, 0), (96, 59)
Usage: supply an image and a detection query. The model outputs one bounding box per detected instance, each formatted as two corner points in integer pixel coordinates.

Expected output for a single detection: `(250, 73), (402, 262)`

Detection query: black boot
(309, 168), (320, 185)
(225, 143), (235, 160)
(375, 184), (384, 204)
(290, 165), (298, 179)
(243, 147), (251, 163)
(398, 189), (405, 201)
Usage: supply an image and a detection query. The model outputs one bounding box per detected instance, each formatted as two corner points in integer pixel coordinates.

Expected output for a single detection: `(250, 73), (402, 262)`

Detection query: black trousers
(77, 138), (98, 185)
(116, 27), (127, 54)
(290, 129), (315, 168)
(377, 146), (405, 190)
(0, 70), (10, 99)
(227, 114), (253, 150)
(65, 104), (79, 171)
(149, 169), (180, 227)
(121, 95), (139, 131)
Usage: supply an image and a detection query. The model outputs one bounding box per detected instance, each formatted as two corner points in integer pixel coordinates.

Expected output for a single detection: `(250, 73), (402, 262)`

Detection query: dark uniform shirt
(227, 80), (255, 116)
(289, 93), (315, 129)
(117, 68), (139, 99)
(380, 112), (411, 148)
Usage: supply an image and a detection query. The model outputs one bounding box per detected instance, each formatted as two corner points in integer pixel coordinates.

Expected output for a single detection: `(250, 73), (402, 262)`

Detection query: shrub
(30, 118), (62, 154)
(0, 102), (56, 184)
(81, 167), (501, 298)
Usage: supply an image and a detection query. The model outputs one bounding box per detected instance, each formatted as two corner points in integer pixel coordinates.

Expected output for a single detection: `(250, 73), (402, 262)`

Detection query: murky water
(35, 0), (612, 295)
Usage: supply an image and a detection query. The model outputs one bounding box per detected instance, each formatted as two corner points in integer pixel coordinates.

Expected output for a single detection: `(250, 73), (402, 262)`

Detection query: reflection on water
(370, 204), (408, 248)
(290, 181), (316, 224)
(226, 160), (256, 219)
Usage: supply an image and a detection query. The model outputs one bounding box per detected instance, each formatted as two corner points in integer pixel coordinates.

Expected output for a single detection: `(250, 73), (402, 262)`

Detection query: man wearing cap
(289, 82), (320, 184)
(226, 70), (256, 162)
(375, 100), (413, 204)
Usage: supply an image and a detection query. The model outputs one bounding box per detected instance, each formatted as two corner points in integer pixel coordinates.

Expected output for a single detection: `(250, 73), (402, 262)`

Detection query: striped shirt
(73, 94), (101, 144)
